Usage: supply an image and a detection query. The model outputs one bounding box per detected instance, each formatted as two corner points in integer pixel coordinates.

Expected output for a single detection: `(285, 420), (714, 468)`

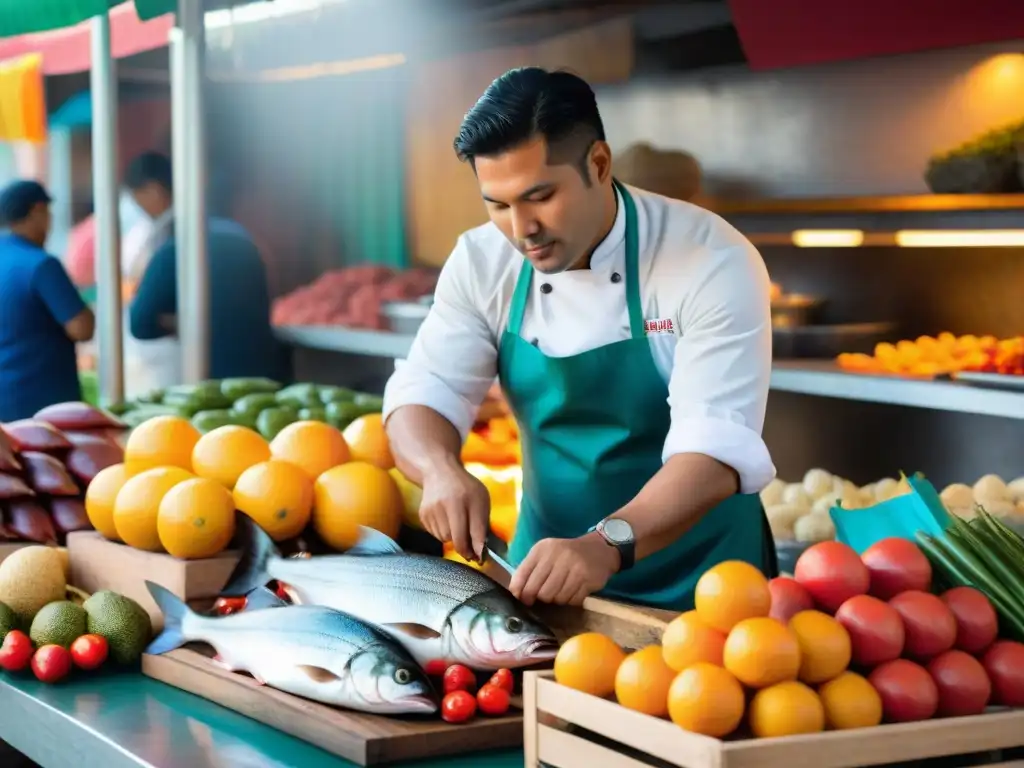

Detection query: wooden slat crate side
(526, 671), (1024, 768)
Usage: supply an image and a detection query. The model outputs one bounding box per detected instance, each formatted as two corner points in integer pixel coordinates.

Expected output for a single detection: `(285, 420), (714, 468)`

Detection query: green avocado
(256, 407), (297, 440)
(221, 377), (282, 401)
(232, 393), (280, 418)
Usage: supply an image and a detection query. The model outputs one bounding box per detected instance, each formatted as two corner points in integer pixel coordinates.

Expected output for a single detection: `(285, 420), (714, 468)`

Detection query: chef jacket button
(611, 272), (622, 283)
(540, 283), (553, 294)
(530, 338), (539, 346)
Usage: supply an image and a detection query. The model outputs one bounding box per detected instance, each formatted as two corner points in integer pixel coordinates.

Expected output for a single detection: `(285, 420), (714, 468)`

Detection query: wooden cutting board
(142, 646), (524, 766)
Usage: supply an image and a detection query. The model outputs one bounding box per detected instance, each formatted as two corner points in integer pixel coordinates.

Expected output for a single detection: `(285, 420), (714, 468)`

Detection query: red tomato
(927, 650), (991, 717)
(214, 597), (247, 616)
(861, 538), (932, 600)
(477, 683), (511, 716)
(489, 668), (514, 694)
(768, 576), (815, 623)
(794, 541), (870, 613)
(0, 630), (34, 672)
(941, 587), (999, 655)
(441, 690), (477, 723)
(31, 645), (72, 684)
(868, 659), (939, 722)
(982, 641), (1024, 707)
(443, 664), (477, 695)
(889, 591), (956, 660)
(835, 594), (905, 666)
(69, 634), (109, 671)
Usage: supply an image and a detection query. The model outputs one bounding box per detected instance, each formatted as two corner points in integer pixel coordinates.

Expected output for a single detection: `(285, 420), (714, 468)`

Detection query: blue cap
(0, 180), (52, 226)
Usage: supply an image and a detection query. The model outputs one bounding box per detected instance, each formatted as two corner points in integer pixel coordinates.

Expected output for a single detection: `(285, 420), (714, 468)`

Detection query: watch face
(601, 518), (633, 544)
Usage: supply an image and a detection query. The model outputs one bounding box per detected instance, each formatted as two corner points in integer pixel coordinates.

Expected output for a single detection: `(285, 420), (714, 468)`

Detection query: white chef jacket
(382, 184), (776, 494)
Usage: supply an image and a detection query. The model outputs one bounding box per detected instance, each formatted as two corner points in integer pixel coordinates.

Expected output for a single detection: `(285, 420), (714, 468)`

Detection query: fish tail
(221, 515), (281, 597)
(144, 581), (195, 655)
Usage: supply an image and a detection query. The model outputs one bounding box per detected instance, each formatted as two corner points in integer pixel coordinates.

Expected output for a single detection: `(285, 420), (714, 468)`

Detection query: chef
(382, 67), (777, 612)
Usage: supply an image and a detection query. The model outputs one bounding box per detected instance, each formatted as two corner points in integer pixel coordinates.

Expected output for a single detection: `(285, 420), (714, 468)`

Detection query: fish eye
(505, 616), (523, 633)
(394, 668), (413, 685)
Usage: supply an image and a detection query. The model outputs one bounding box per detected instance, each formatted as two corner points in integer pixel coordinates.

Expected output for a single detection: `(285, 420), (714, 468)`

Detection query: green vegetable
(134, 388), (164, 405)
(232, 393), (280, 418)
(275, 383), (322, 409)
(326, 401), (363, 430)
(83, 591), (152, 665)
(122, 404), (193, 428)
(298, 407), (327, 422)
(0, 601), (16, 643)
(256, 407), (297, 440)
(353, 392), (384, 413)
(29, 601), (87, 649)
(191, 409), (242, 433)
(164, 381), (222, 400)
(221, 377), (281, 401)
(319, 386), (356, 404)
(105, 401), (134, 416)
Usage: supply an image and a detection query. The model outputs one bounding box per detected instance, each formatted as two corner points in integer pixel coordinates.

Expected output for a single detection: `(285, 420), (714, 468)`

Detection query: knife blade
(478, 546), (515, 589)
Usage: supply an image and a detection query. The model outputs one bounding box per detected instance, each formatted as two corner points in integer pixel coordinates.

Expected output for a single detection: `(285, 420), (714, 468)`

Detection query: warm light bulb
(895, 230), (1024, 247)
(791, 230), (865, 247)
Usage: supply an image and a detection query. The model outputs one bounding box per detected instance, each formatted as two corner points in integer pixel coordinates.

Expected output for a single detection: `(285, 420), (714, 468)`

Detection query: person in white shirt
(383, 67), (777, 612)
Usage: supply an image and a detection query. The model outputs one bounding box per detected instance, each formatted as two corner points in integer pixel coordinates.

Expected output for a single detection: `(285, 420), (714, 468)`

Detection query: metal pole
(173, 0), (209, 384)
(169, 27), (190, 382)
(90, 13), (123, 406)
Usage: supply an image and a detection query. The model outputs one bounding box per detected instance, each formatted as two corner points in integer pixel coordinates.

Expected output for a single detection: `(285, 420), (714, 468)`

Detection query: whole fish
(222, 518), (560, 673)
(145, 581), (438, 715)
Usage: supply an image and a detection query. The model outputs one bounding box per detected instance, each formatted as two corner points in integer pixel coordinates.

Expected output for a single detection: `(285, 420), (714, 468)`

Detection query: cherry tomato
(214, 597), (247, 616)
(443, 664), (477, 695)
(423, 660), (448, 677)
(489, 668), (514, 694)
(441, 690), (477, 723)
(275, 582), (291, 602)
(0, 630), (33, 672)
(70, 634), (109, 671)
(31, 645), (72, 684)
(477, 683), (511, 716)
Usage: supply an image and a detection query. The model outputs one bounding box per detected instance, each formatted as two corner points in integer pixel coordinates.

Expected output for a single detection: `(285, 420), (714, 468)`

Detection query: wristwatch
(589, 518), (635, 572)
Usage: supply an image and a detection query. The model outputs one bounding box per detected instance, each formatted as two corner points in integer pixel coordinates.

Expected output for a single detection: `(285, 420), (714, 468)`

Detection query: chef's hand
(419, 463), (491, 562)
(509, 534), (619, 607)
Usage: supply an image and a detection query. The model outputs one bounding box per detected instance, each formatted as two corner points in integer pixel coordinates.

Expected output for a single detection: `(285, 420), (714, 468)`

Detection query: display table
(0, 670), (525, 768)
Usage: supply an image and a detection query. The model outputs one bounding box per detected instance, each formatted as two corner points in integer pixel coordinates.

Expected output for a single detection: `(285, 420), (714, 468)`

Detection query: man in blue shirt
(127, 153), (289, 382)
(0, 180), (96, 422)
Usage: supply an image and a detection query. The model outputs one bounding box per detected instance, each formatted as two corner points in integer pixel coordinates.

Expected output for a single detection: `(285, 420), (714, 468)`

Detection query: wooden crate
(66, 531), (239, 631)
(524, 670), (1024, 768)
(142, 596), (673, 765)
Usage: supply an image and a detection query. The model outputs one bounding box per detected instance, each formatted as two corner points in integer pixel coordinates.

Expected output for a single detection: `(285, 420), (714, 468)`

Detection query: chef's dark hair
(453, 67), (605, 185)
(124, 151), (173, 193)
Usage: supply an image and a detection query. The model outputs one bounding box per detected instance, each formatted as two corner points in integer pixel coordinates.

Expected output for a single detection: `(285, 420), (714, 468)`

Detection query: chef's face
(475, 136), (613, 274)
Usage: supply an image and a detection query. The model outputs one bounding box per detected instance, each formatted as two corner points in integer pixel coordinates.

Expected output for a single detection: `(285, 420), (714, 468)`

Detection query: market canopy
(0, 0), (173, 38)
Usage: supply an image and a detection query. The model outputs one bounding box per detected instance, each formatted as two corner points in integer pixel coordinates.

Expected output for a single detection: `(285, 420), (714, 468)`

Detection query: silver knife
(478, 546), (515, 589)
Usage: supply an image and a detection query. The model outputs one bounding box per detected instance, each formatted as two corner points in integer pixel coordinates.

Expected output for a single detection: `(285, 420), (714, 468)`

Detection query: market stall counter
(0, 669), (525, 768)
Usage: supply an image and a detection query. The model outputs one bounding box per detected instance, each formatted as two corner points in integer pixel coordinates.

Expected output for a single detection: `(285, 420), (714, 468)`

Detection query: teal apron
(500, 182), (777, 612)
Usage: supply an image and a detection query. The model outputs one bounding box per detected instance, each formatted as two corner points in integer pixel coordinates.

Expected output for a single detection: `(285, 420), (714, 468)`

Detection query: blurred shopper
(0, 180), (95, 421)
(127, 152), (289, 382)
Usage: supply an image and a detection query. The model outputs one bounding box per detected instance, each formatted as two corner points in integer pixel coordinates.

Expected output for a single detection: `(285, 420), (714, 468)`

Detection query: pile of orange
(85, 412), (412, 559)
(553, 560), (883, 740)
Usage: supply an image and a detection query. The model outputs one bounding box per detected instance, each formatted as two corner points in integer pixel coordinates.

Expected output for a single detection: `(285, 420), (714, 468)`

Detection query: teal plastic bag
(829, 474), (952, 554)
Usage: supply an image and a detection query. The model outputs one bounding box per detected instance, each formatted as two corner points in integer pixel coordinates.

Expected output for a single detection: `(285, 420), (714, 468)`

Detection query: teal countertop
(0, 669), (524, 768)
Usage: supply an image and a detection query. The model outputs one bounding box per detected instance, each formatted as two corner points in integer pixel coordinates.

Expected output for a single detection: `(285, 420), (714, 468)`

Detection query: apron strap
(615, 181), (645, 340)
(507, 260), (533, 337)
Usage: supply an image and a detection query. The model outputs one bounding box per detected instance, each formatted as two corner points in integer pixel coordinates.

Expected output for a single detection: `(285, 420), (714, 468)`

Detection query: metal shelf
(275, 327), (1024, 420)
(771, 361), (1024, 420)
(275, 325), (415, 359)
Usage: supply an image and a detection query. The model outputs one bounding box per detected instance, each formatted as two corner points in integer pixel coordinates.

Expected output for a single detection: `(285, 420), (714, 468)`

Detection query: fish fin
(144, 581), (194, 655)
(243, 586), (287, 611)
(345, 525), (404, 556)
(221, 515), (282, 596)
(297, 665), (343, 684)
(382, 622), (442, 640)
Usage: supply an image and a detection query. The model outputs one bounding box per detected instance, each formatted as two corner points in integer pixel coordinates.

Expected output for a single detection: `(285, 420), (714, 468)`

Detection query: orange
(667, 662), (745, 737)
(191, 425), (271, 489)
(614, 645), (676, 717)
(312, 462), (403, 550)
(695, 560), (771, 633)
(84, 463), (130, 541)
(233, 460), (313, 541)
(157, 477), (237, 559)
(788, 610), (851, 684)
(748, 680), (825, 738)
(661, 610), (727, 673)
(113, 466), (194, 551)
(270, 421), (350, 481)
(553, 632), (626, 698)
(342, 414), (394, 470)
(723, 617), (801, 689)
(388, 468), (425, 530)
(124, 415), (201, 475)
(818, 671), (883, 730)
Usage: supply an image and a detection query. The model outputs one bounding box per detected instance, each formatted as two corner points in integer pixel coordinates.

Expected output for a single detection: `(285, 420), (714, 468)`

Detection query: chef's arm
(603, 242), (776, 561)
